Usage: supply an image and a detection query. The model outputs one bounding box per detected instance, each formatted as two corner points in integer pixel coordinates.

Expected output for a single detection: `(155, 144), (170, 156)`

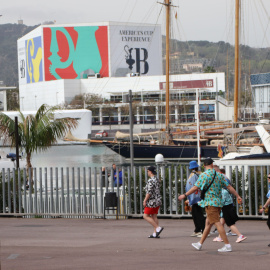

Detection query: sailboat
(102, 0), (221, 161)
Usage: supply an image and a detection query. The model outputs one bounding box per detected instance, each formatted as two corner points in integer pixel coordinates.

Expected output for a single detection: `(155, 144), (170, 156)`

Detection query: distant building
(250, 72), (270, 116)
(17, 22), (233, 127)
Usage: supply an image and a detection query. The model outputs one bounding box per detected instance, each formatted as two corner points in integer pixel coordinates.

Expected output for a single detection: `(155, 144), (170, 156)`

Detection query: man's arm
(143, 193), (150, 207)
(178, 185), (199, 201)
(259, 197), (270, 214)
(227, 185), (242, 204)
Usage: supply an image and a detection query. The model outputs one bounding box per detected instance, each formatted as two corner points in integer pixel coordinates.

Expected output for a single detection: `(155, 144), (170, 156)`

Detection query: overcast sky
(1, 0), (270, 48)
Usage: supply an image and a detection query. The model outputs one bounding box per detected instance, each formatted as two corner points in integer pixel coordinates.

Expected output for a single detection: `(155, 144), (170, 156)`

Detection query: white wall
(3, 109), (92, 141)
(19, 80), (65, 110)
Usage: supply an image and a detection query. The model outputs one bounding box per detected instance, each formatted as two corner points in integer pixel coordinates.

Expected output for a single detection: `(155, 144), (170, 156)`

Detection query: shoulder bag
(200, 171), (216, 200)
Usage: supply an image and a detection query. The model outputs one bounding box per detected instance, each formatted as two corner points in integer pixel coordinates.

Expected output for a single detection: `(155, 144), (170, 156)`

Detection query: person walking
(178, 157), (242, 252)
(112, 164), (122, 187)
(259, 173), (270, 246)
(143, 166), (164, 238)
(186, 160), (205, 237)
(212, 167), (247, 243)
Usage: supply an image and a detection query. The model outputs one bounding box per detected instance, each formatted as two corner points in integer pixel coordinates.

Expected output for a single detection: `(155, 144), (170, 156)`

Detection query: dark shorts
(144, 206), (160, 215)
(222, 204), (239, 227)
(205, 206), (221, 224)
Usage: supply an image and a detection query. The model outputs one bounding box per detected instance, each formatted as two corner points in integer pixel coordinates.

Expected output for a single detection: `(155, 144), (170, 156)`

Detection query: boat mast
(234, 0), (240, 123)
(165, 0), (170, 137)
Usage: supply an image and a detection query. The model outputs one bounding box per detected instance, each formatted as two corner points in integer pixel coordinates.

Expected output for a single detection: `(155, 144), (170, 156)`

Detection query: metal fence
(0, 164), (269, 219)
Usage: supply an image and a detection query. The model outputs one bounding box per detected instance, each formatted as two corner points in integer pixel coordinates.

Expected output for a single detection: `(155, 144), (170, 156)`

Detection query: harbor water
(2, 144), (126, 169)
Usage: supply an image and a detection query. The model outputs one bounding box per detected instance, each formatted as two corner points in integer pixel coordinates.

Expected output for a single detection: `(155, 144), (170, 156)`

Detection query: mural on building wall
(26, 36), (43, 83)
(43, 26), (109, 81)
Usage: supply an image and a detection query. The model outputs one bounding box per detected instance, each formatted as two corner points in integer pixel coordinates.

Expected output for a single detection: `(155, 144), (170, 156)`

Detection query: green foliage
(0, 170), (24, 213)
(230, 167), (269, 215)
(204, 66), (216, 73)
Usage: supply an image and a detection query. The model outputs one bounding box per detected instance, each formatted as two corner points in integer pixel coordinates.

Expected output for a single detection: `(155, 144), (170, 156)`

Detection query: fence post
(7, 169), (11, 213)
(174, 166), (178, 215)
(139, 166), (143, 215)
(61, 168), (65, 214)
(39, 168), (43, 213)
(12, 168), (16, 214)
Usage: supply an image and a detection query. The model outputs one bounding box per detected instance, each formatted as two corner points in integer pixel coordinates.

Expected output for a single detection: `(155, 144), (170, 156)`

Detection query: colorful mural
(43, 26), (109, 81)
(26, 36), (43, 83)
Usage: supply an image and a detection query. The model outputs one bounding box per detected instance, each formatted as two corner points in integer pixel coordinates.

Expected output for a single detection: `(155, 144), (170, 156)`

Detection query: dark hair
(220, 168), (225, 174)
(203, 157), (214, 166)
(147, 166), (156, 175)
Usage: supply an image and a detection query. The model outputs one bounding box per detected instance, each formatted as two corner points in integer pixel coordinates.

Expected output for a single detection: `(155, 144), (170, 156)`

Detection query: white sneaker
(226, 230), (237, 236)
(192, 242), (202, 250)
(218, 245), (232, 252)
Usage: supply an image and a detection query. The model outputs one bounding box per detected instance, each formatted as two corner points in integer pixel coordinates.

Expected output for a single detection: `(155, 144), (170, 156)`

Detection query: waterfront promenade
(0, 218), (270, 269)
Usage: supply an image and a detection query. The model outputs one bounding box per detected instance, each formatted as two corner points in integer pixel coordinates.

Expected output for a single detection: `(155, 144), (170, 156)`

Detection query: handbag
(200, 171), (216, 200)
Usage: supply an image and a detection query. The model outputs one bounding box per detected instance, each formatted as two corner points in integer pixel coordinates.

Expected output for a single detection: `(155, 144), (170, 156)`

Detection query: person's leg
(197, 205), (206, 232)
(230, 224), (241, 237)
(199, 218), (213, 244)
(143, 213), (158, 230)
(217, 217), (225, 238)
(215, 221), (229, 244)
(152, 214), (159, 231)
(191, 204), (201, 233)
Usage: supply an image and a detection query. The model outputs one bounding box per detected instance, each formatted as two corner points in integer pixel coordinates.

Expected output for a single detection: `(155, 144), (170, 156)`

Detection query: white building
(17, 21), (233, 128)
(250, 72), (270, 117)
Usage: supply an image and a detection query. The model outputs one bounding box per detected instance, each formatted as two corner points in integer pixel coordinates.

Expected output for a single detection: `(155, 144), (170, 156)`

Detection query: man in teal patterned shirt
(178, 157), (242, 252)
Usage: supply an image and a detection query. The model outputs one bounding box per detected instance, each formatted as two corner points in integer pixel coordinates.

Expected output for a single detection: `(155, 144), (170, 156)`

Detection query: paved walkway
(0, 218), (270, 270)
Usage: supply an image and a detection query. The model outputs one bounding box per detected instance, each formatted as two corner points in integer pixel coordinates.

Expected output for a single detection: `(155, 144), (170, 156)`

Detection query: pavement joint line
(7, 254), (19, 260)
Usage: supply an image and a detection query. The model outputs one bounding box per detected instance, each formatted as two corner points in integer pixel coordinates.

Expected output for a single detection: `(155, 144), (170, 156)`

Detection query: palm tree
(0, 104), (78, 169)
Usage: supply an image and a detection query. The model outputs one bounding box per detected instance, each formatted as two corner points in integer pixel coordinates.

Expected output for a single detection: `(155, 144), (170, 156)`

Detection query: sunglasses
(268, 177), (270, 179)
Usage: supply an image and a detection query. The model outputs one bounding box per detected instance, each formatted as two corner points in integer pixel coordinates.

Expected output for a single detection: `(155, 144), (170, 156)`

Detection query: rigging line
(258, 0), (270, 50)
(130, 2), (164, 92)
(249, 0), (270, 72)
(108, 1), (158, 80)
(126, 3), (163, 92)
(88, 0), (134, 87)
(253, 0), (270, 46)
(104, 1), (156, 82)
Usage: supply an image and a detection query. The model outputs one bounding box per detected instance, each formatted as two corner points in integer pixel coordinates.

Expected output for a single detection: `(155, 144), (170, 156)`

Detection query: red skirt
(144, 206), (160, 215)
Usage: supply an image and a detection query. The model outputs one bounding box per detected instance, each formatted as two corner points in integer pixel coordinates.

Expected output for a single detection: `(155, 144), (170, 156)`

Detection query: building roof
(250, 73), (270, 86)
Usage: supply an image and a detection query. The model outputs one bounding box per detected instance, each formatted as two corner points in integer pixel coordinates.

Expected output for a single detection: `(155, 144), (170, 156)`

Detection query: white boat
(216, 123), (270, 168)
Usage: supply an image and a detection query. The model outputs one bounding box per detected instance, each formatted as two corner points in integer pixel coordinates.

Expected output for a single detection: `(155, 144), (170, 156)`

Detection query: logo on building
(20, 60), (25, 78)
(43, 26), (109, 81)
(124, 45), (149, 75)
(25, 36), (43, 83)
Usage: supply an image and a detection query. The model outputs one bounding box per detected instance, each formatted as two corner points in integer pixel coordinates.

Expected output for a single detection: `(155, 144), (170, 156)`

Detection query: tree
(203, 66), (216, 73)
(0, 104), (78, 169)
